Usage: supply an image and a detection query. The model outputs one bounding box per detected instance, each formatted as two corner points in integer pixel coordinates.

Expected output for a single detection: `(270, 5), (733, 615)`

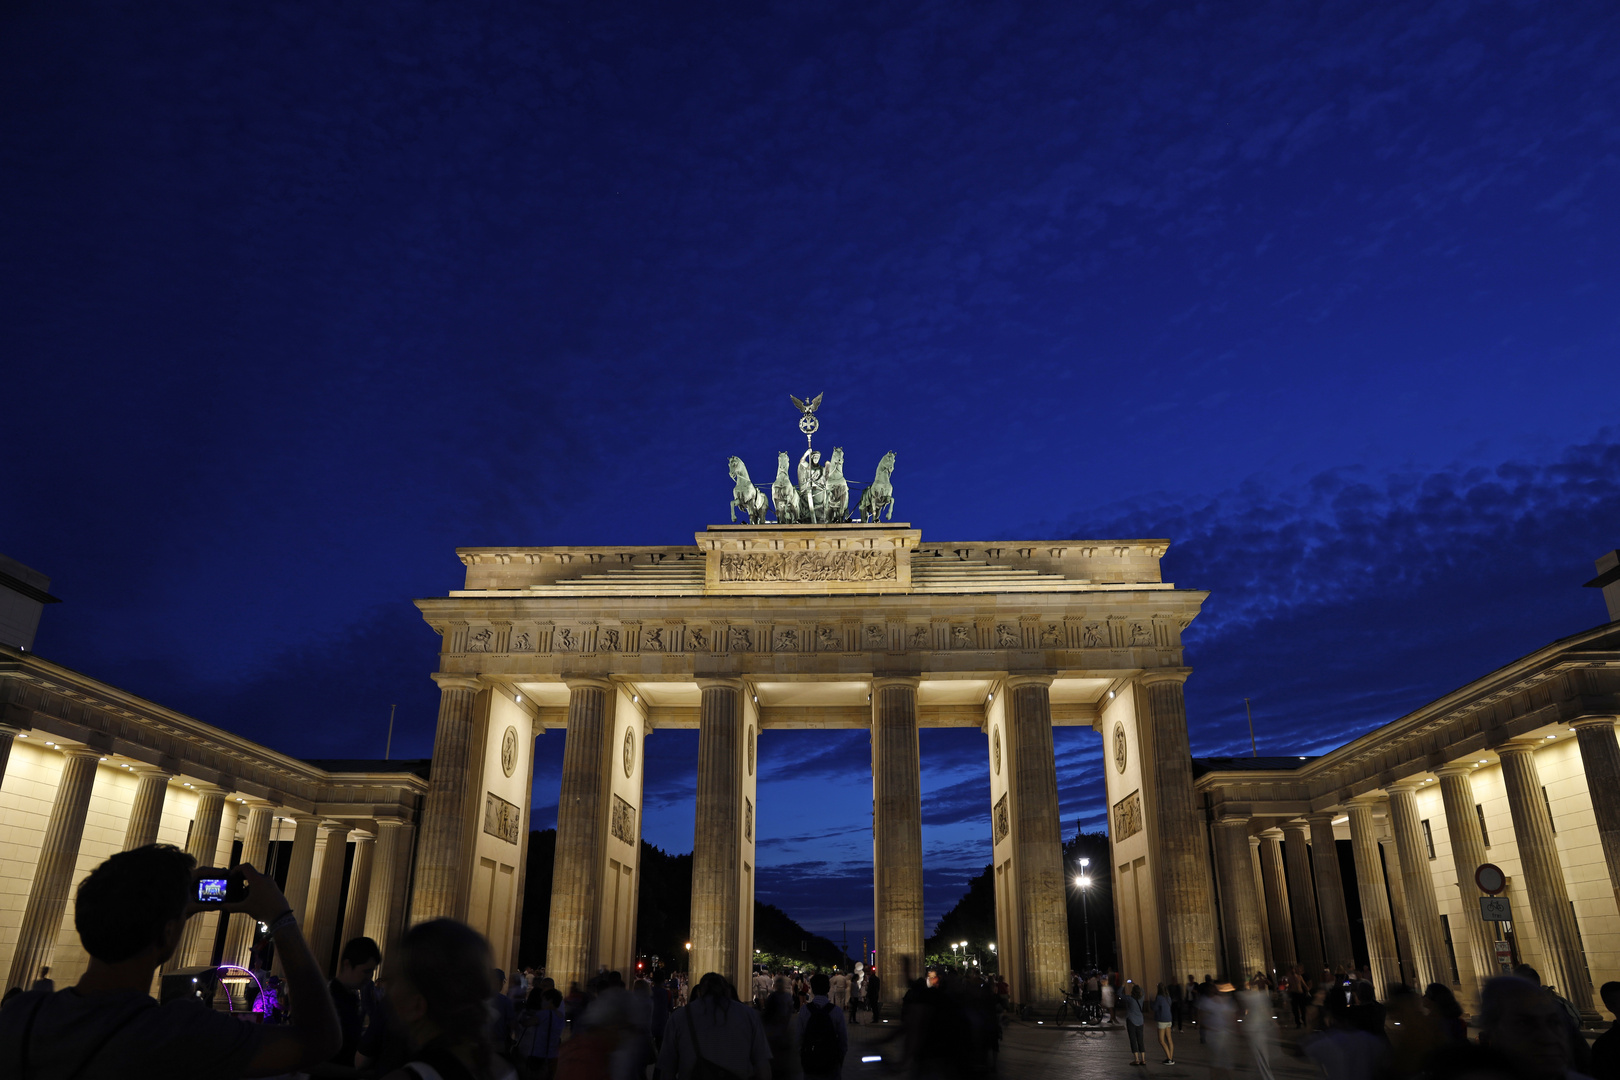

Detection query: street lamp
(1074, 864), (1094, 969)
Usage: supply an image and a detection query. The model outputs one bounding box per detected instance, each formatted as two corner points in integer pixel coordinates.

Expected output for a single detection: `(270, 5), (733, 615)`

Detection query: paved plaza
(843, 1017), (1322, 1079)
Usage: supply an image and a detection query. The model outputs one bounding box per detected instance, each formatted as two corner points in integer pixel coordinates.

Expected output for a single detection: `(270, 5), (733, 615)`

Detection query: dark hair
(525, 987), (548, 1010)
(395, 920), (497, 1071)
(340, 936), (382, 969)
(1424, 982), (1463, 1020)
(75, 844), (195, 963)
(1601, 981), (1620, 1013)
(544, 988), (563, 1008)
(810, 973), (830, 996)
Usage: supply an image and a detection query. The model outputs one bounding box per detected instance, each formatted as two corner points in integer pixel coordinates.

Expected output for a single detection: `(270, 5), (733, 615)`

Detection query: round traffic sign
(1476, 863), (1507, 895)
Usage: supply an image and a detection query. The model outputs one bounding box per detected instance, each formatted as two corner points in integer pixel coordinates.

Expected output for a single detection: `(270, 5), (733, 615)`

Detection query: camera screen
(197, 877), (230, 902)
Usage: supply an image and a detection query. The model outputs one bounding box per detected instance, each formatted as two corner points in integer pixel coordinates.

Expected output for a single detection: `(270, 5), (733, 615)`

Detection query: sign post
(1476, 863), (1512, 971)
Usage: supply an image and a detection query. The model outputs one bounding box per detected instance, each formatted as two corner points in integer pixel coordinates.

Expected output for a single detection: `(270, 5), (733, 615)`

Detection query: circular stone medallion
(747, 725), (756, 775)
(500, 726), (518, 777)
(623, 727), (636, 777)
(1113, 721), (1128, 774)
(993, 727), (1002, 775)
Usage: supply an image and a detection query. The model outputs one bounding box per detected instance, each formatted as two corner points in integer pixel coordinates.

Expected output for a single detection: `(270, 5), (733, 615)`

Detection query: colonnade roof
(1194, 619), (1620, 823)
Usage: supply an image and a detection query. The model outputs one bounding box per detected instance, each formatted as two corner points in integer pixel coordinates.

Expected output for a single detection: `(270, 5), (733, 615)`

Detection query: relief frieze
(718, 550), (897, 583)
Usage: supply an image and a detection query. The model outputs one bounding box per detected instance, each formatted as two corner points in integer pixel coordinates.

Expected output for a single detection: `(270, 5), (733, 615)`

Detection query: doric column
(1379, 829), (1418, 988)
(410, 673), (483, 923)
(0, 723), (26, 790)
(1258, 829), (1297, 975)
(1281, 820), (1324, 976)
(1003, 676), (1072, 1006)
(1384, 782), (1450, 990)
(340, 832), (375, 950)
(1137, 672), (1220, 983)
(1573, 718), (1620, 918)
(1499, 740), (1594, 1013)
(1212, 817), (1266, 982)
(1308, 812), (1356, 974)
(4, 747), (99, 991)
(1437, 765), (1493, 1004)
(872, 677), (924, 1005)
(547, 678), (617, 991)
(306, 822), (352, 974)
(168, 784), (228, 973)
(1249, 835), (1276, 980)
(1346, 798), (1400, 994)
(365, 818), (412, 953)
(122, 767), (172, 850)
(222, 803), (277, 968)
(281, 815), (322, 925)
(690, 679), (745, 987)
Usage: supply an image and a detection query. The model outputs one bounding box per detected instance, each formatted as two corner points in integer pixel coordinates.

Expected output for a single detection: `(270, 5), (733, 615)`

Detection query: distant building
(0, 553), (58, 651)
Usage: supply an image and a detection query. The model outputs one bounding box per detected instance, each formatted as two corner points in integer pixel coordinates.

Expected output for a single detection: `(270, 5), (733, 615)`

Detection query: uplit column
(1437, 764), (1493, 1004)
(1211, 816), (1266, 983)
(1346, 798), (1400, 993)
(340, 832), (375, 951)
(1308, 812), (1356, 974)
(410, 673), (483, 923)
(223, 802), (276, 968)
(1249, 835), (1276, 980)
(122, 767), (172, 850)
(0, 723), (25, 789)
(1573, 718), (1620, 917)
(169, 784), (227, 973)
(1281, 820), (1324, 976)
(1384, 782), (1450, 990)
(872, 677), (924, 1005)
(282, 815), (322, 926)
(1499, 740), (1594, 1013)
(306, 822), (352, 974)
(1258, 829), (1297, 975)
(365, 818), (413, 952)
(547, 678), (617, 992)
(689, 679), (744, 988)
(4, 747), (99, 991)
(1137, 672), (1220, 983)
(1379, 828), (1418, 988)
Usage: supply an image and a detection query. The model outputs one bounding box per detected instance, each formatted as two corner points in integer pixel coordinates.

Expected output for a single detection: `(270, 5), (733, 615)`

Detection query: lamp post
(1073, 857), (1093, 969)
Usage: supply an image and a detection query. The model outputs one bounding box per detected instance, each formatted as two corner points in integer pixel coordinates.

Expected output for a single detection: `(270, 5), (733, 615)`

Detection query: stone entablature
(1194, 622), (1620, 818)
(452, 527), (1175, 596)
(0, 649), (426, 816)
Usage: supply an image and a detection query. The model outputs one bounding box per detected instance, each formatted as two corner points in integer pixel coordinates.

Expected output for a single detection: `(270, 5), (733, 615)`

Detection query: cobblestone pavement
(844, 1017), (1324, 1079)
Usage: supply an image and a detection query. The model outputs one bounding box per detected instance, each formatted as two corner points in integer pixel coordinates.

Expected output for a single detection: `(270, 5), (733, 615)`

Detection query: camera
(194, 867), (248, 905)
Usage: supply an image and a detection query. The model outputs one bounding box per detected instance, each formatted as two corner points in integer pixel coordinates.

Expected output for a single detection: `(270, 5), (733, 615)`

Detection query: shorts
(1157, 1021), (1171, 1029)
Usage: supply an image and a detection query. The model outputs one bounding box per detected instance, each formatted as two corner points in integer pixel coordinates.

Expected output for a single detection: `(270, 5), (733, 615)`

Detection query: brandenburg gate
(407, 521), (1214, 1004)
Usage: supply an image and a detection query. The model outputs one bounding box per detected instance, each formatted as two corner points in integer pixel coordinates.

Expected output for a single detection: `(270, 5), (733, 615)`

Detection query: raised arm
(232, 864), (343, 1076)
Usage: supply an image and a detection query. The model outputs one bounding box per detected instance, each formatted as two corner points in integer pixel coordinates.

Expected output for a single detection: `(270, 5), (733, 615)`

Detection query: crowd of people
(7, 844), (1620, 1080)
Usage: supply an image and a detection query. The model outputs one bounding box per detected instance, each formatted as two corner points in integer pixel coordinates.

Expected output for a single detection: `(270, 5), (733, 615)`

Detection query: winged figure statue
(790, 392), (823, 416)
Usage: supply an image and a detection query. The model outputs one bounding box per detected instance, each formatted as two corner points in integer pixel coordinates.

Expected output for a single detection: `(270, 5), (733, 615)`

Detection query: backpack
(799, 1003), (843, 1076)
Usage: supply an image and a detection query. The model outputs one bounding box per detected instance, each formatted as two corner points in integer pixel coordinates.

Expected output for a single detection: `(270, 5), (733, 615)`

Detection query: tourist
(794, 973), (848, 1080)
(1181, 974), (1198, 1033)
(763, 975), (799, 1079)
(1424, 982), (1469, 1045)
(865, 970), (883, 1023)
(329, 935), (384, 1068)
(1590, 981), (1620, 1080)
(1301, 993), (1391, 1080)
(1202, 982), (1237, 1080)
(1121, 983), (1146, 1066)
(1100, 973), (1116, 1025)
(1287, 966), (1309, 1028)
(514, 987), (563, 1080)
(30, 966), (54, 993)
(1478, 976), (1585, 1080)
(1240, 975), (1275, 1080)
(657, 971), (771, 1080)
(0, 844), (341, 1078)
(829, 969), (849, 1012)
(491, 968), (519, 1056)
(1152, 983), (1175, 1064)
(375, 918), (516, 1080)
(649, 976), (671, 1050)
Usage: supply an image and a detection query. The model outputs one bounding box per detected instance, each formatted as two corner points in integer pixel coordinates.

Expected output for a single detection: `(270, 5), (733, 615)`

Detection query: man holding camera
(0, 843), (341, 1078)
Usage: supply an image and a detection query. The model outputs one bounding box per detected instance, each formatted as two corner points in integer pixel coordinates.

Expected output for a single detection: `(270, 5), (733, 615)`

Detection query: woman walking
(1122, 984), (1147, 1067)
(1153, 984), (1175, 1064)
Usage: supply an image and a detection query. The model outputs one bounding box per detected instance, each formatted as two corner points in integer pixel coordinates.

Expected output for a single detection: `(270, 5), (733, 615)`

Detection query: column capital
(1497, 738), (1546, 758)
(1436, 762), (1478, 778)
(1282, 818), (1313, 834)
(1003, 673), (1054, 690)
(290, 813), (324, 826)
(1306, 809), (1341, 826)
(1259, 827), (1286, 841)
(0, 722), (27, 738)
(871, 675), (920, 691)
(189, 783), (230, 798)
(432, 672), (483, 692)
(1137, 668), (1191, 688)
(693, 677), (743, 692)
(1384, 780), (1421, 794)
(131, 764), (173, 780)
(1572, 716), (1619, 731)
(1213, 813), (1251, 829)
(1347, 793), (1387, 808)
(319, 820), (353, 838)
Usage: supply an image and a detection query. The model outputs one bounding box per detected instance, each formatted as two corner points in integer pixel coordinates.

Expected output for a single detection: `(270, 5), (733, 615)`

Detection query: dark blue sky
(4, 1), (1618, 939)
